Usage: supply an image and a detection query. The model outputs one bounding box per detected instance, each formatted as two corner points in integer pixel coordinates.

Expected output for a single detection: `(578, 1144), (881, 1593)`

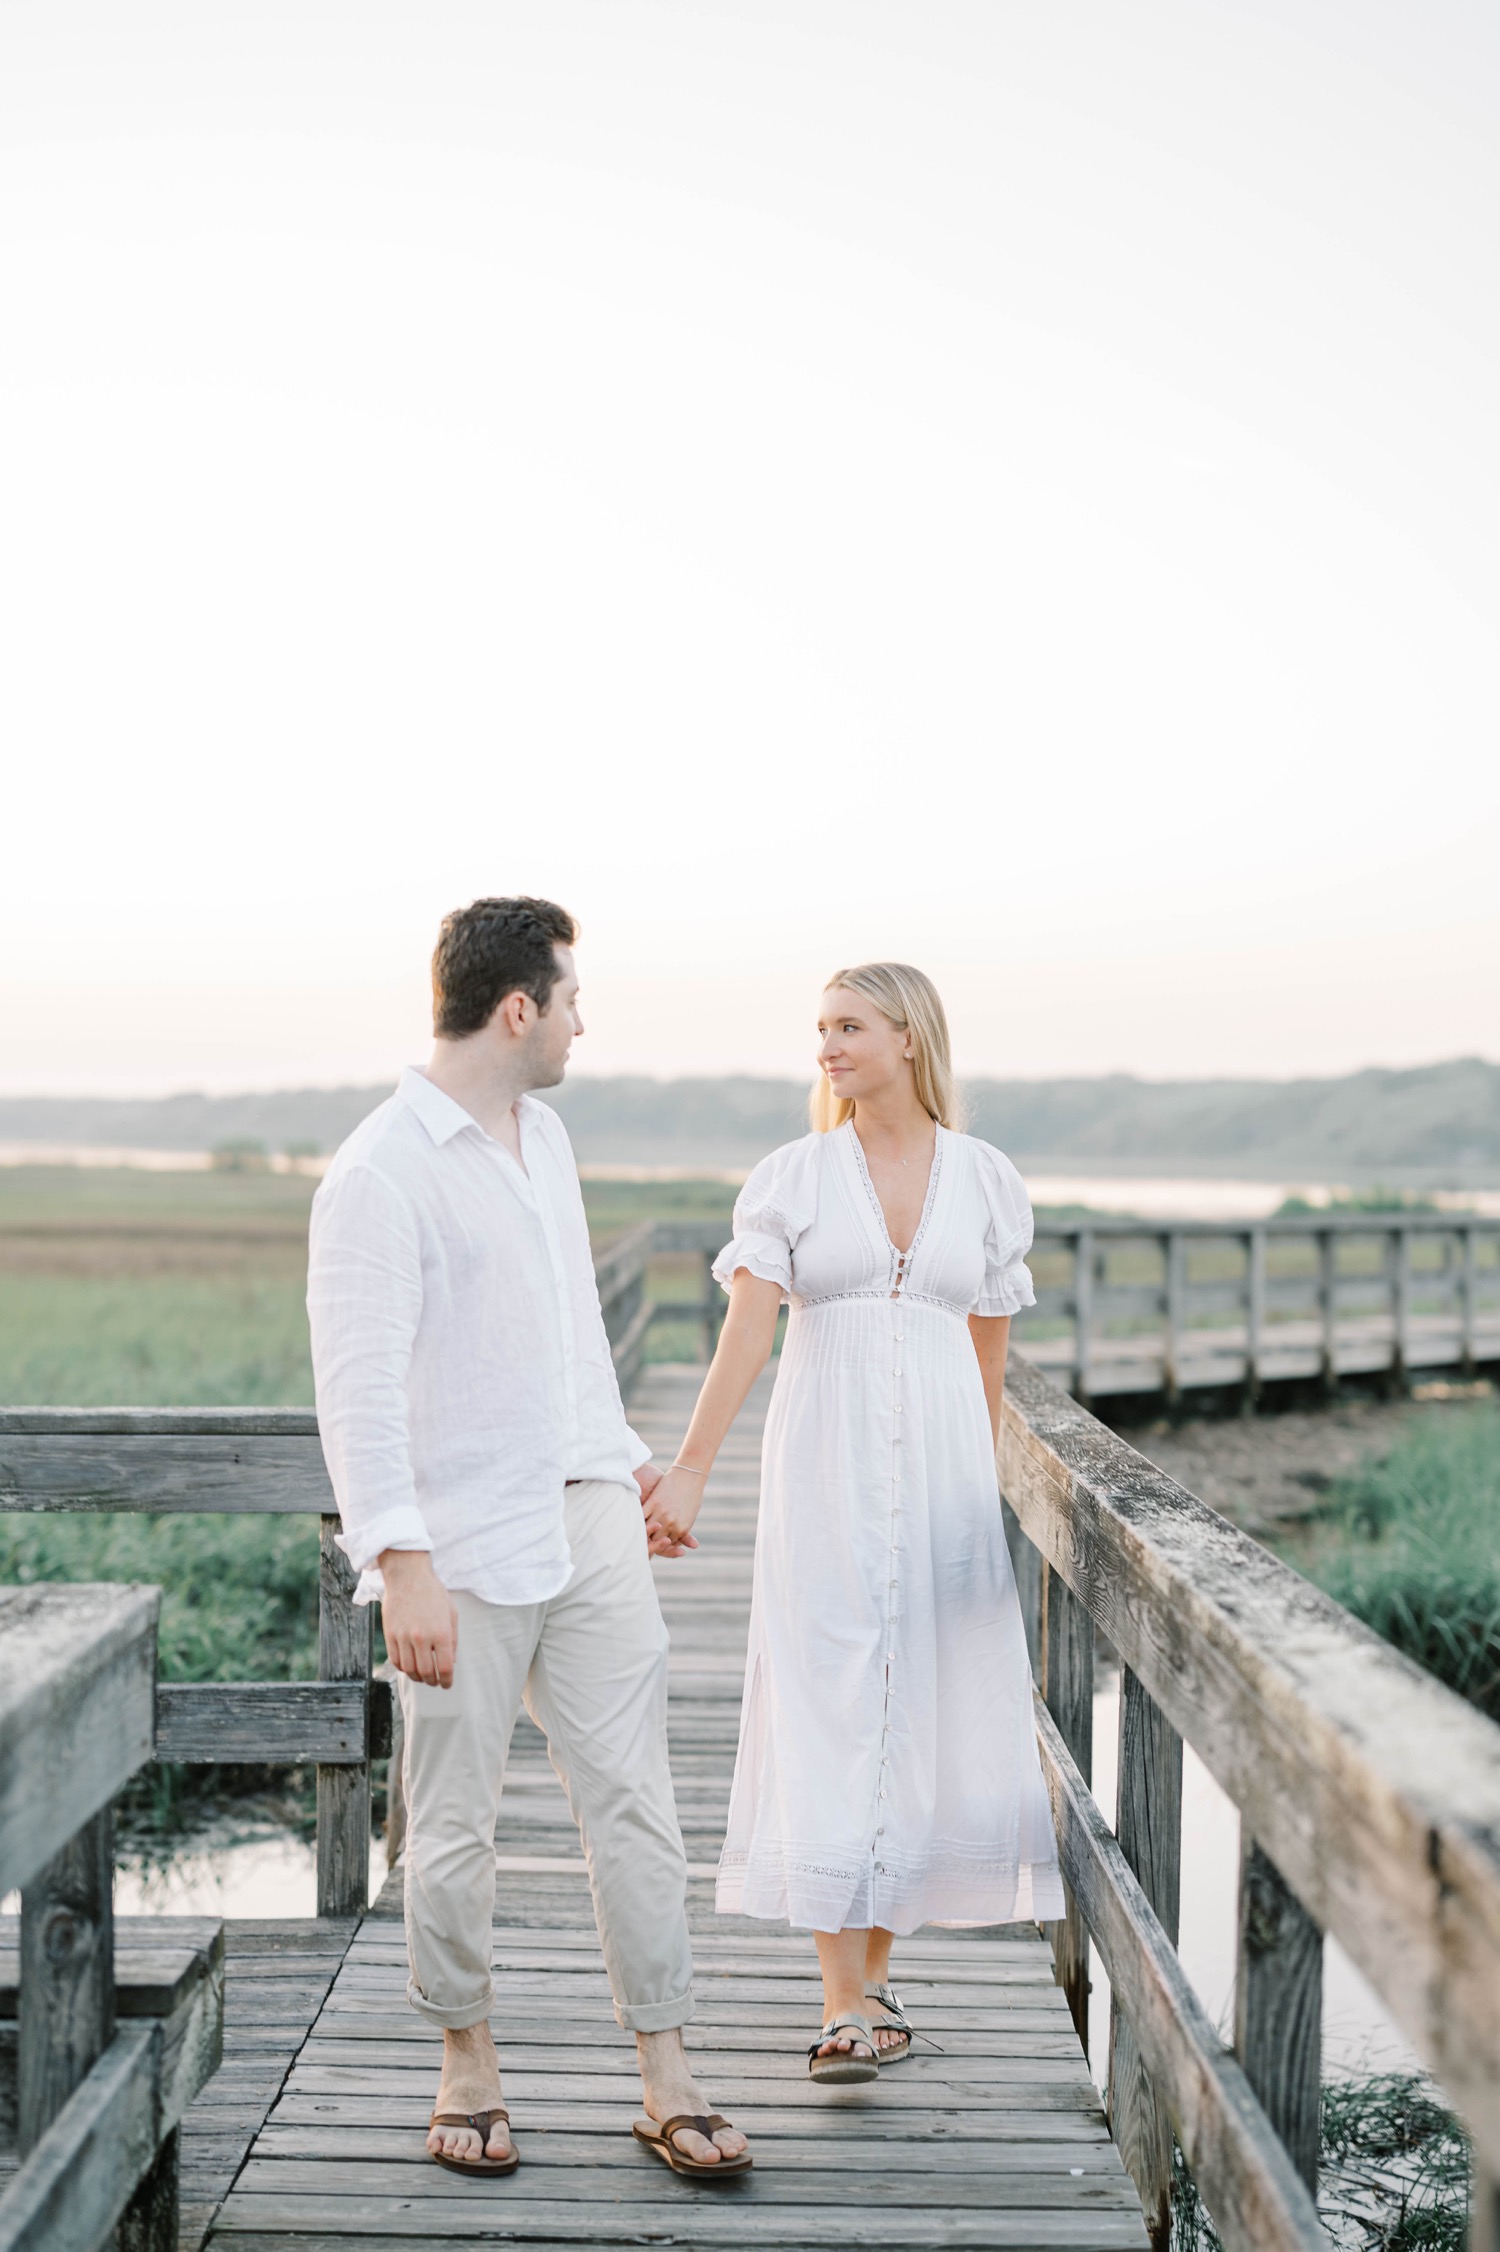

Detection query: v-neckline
(844, 1120), (944, 1260)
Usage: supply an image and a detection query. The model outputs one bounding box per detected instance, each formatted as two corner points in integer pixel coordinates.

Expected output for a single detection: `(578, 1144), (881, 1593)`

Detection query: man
(306, 896), (749, 2178)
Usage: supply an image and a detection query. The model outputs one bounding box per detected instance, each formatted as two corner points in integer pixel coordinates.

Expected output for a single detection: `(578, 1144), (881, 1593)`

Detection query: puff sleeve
(973, 1140), (1037, 1317)
(712, 1137), (820, 1303)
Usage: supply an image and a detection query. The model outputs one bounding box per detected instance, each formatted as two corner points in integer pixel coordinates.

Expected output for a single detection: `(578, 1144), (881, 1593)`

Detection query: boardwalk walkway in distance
(207, 1365), (1148, 2251)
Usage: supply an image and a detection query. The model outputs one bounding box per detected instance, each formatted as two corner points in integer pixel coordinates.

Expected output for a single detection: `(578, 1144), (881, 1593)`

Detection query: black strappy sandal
(428, 2107), (519, 2177)
(808, 2011), (880, 2084)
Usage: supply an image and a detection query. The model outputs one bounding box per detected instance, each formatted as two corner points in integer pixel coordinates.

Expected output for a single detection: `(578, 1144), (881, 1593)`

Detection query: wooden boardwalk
(200, 1366), (1147, 2250)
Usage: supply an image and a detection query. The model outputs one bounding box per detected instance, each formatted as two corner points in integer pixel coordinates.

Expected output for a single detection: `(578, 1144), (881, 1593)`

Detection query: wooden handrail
(1023, 1214), (1500, 1403)
(999, 1351), (1500, 2236)
(0, 1586), (221, 2252)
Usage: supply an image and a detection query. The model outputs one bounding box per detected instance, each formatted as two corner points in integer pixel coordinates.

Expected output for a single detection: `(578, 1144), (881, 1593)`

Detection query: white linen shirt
(306, 1068), (650, 1608)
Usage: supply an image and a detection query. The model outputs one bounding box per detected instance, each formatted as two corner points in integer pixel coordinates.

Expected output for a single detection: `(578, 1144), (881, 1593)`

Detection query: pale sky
(3, 0), (1497, 1094)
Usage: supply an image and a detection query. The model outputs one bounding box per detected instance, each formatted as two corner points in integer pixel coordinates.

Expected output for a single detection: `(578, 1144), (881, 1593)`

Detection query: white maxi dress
(713, 1122), (1065, 1935)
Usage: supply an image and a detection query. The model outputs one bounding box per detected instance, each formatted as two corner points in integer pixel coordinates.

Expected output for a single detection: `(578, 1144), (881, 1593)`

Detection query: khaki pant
(396, 1478), (694, 2034)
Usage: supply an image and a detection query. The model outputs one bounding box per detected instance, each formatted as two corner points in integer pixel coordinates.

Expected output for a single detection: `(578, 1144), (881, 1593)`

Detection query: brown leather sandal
(632, 2111), (753, 2178)
(429, 2107), (519, 2177)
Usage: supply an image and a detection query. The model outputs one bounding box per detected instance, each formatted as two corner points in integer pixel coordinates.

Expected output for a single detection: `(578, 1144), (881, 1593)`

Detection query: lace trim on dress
(843, 1122), (945, 1292)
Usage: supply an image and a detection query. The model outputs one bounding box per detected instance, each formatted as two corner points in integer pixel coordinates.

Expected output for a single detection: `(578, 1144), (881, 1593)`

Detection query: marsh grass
(1297, 1404), (1500, 1718)
(1173, 2074), (1468, 2252)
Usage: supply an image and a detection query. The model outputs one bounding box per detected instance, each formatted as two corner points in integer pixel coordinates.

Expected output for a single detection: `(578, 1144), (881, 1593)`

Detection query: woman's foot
(809, 2012), (879, 2082)
(864, 1983), (913, 2060)
(636, 2029), (749, 2166)
(427, 2022), (513, 2165)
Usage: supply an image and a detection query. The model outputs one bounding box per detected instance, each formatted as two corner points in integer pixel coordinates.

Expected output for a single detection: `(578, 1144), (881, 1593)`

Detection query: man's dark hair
(431, 897), (578, 1039)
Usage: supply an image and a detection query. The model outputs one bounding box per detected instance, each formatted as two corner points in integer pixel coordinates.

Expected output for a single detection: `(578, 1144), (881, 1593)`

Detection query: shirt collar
(396, 1066), (484, 1147)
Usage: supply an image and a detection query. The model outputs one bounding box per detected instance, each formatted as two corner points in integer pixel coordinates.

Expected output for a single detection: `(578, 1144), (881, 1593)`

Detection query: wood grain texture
(1042, 1564), (1093, 2049)
(1107, 1673), (1183, 2252)
(0, 1585), (158, 1896)
(1235, 1841), (1322, 2193)
(316, 1522), (371, 1921)
(17, 1814), (114, 2156)
(999, 1351), (1500, 2171)
(0, 1435), (331, 1514)
(1035, 1700), (1327, 2252)
(154, 1683), (377, 1766)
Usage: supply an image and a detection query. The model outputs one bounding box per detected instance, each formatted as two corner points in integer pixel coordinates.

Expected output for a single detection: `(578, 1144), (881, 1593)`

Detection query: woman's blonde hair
(809, 962), (965, 1133)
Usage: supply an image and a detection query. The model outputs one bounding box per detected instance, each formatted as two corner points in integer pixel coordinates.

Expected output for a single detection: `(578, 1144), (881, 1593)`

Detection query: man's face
(525, 946), (582, 1089)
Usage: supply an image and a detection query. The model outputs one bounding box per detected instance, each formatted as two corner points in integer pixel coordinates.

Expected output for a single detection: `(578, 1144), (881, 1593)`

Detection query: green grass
(1296, 1404), (1500, 1718)
(0, 1272), (315, 1406)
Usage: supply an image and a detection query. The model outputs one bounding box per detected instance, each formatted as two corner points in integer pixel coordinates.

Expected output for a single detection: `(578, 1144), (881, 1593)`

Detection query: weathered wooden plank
(1041, 1564), (1092, 2048)
(1107, 1670), (1182, 2251)
(209, 2200), (1150, 2245)
(317, 1521), (371, 1920)
(0, 1585), (158, 1896)
(16, 1814), (114, 2157)
(1000, 1352), (1500, 2171)
(1034, 1698), (1327, 2252)
(1235, 1839), (1322, 2192)
(0, 1434), (332, 1514)
(154, 1682), (387, 1766)
(0, 2023), (160, 2252)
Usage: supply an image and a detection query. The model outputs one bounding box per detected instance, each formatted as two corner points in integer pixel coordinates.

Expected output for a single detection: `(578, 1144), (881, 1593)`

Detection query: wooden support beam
(1236, 1837), (1323, 2193)
(1042, 1563), (1093, 2048)
(1073, 1228), (1095, 1407)
(17, 1813), (114, 2157)
(1108, 1671), (1184, 2251)
(1244, 1229), (1265, 1411)
(316, 1518), (371, 1920)
(153, 1679), (388, 1765)
(1002, 1501), (1043, 1688)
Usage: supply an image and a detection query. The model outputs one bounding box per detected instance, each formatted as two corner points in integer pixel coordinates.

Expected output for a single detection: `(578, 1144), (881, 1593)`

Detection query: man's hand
(379, 1549), (459, 1687)
(641, 1464), (706, 1559)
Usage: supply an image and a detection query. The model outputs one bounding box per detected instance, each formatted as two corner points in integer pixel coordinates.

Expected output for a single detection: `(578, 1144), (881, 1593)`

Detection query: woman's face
(817, 986), (912, 1105)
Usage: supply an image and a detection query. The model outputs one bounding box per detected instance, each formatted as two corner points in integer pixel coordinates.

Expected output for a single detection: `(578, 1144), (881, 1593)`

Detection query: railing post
(701, 1248), (722, 1361)
(1002, 1501), (1044, 1687)
(1073, 1228), (1095, 1408)
(1464, 1227), (1480, 1378)
(1243, 1227), (1265, 1412)
(318, 1514), (372, 1918)
(18, 1808), (115, 2155)
(1318, 1229), (1339, 1395)
(1392, 1225), (1412, 1391)
(1235, 1836), (1322, 2192)
(1108, 1670), (1184, 2251)
(1042, 1563), (1093, 2046)
(1163, 1231), (1184, 1405)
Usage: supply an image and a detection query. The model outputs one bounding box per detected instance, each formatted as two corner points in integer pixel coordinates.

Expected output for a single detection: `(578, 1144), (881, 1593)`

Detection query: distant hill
(2, 1057), (1498, 1179)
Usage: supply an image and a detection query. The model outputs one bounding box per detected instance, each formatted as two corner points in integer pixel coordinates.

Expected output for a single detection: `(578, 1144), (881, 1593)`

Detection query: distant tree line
(1, 1055), (1497, 1174)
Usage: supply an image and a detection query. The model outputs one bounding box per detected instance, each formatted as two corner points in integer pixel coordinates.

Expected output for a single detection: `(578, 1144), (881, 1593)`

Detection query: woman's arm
(644, 1270), (783, 1554)
(968, 1312), (1013, 1451)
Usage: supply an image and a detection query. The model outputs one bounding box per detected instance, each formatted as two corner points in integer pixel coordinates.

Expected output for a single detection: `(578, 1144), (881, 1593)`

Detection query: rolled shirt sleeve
(307, 1163), (433, 1591)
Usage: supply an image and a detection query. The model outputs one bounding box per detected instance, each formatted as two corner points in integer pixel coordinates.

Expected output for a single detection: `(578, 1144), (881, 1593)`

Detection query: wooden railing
(0, 1585), (224, 2252)
(999, 1353), (1500, 2252)
(1021, 1213), (1500, 1405)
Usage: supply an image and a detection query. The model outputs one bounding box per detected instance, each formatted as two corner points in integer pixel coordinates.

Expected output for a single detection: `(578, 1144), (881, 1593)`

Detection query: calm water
(1088, 1669), (1419, 2090)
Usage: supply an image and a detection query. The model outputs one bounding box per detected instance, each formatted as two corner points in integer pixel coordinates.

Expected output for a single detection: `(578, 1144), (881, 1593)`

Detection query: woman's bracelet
(670, 1461), (709, 1475)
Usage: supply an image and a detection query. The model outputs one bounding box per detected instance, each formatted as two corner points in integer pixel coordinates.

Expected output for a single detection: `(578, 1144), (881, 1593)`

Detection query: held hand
(634, 1461), (665, 1505)
(379, 1549), (459, 1687)
(642, 1464), (707, 1559)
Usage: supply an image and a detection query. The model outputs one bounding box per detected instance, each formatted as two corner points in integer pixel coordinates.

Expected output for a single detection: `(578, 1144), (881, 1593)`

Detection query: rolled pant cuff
(615, 1987), (696, 2035)
(407, 1979), (494, 2031)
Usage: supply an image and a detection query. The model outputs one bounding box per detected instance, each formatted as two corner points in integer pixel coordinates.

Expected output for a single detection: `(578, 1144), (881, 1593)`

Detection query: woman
(643, 963), (1064, 2082)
